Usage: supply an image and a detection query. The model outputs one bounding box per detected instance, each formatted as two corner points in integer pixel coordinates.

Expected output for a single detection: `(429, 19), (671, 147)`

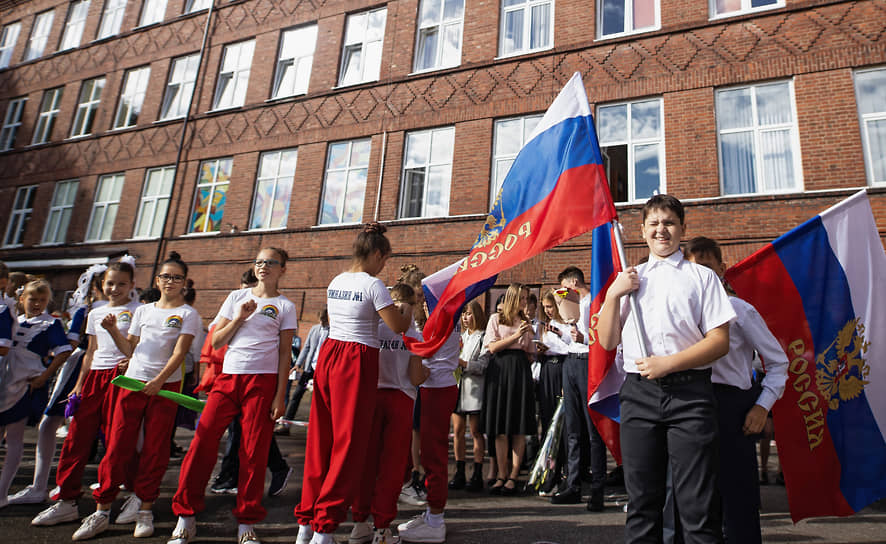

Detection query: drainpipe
(373, 130), (387, 221)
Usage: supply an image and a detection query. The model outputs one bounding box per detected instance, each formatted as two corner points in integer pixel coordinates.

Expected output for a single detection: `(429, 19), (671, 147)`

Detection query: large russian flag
(407, 72), (617, 357)
(724, 190), (886, 522)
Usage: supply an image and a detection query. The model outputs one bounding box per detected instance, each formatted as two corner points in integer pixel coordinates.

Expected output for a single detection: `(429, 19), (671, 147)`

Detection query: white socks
(309, 531), (334, 544)
(34, 415), (64, 492)
(0, 421), (26, 497)
(425, 509), (445, 528)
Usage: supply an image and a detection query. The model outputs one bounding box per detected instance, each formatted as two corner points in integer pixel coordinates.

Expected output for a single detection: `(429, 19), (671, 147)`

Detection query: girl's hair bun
(363, 222), (386, 235)
(168, 251), (182, 261)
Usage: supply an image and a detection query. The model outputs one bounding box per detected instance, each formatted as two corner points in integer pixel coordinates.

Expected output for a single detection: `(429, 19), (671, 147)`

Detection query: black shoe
(501, 478), (519, 496)
(775, 471), (785, 486)
(448, 470), (466, 490)
(210, 478), (237, 494)
(604, 465), (624, 487)
(268, 466), (292, 497)
(551, 488), (582, 504)
(587, 490), (604, 511)
(465, 471), (484, 492)
(760, 471), (770, 485)
(488, 478), (505, 495)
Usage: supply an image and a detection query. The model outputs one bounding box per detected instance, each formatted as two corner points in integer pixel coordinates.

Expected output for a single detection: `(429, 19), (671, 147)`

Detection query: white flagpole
(610, 219), (649, 359)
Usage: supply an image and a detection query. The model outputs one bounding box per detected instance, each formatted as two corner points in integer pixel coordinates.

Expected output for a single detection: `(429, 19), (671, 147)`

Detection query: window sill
(595, 26), (661, 42)
(494, 46), (554, 61)
(265, 92), (307, 103)
(709, 4), (783, 21)
(333, 79), (379, 90)
(310, 221), (363, 230)
(180, 231), (221, 237)
(206, 105), (245, 114)
(408, 64), (461, 76)
(246, 227), (287, 233)
(65, 134), (92, 141)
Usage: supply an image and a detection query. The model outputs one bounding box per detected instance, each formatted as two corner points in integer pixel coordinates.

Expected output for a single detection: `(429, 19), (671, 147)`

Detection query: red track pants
(295, 339), (379, 534)
(420, 385), (458, 511)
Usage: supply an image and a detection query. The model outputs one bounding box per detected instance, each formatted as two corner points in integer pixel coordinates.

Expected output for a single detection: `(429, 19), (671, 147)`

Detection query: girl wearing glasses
(169, 247), (297, 544)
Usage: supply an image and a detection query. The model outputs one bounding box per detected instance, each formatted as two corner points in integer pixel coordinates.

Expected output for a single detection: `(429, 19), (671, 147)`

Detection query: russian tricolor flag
(725, 190), (886, 522)
(407, 72), (617, 357)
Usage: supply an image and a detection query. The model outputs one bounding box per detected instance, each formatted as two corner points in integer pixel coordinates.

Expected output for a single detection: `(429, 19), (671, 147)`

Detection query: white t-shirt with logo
(378, 321), (422, 399)
(326, 272), (394, 349)
(85, 300), (142, 370)
(217, 288), (298, 375)
(127, 303), (201, 384)
(422, 327), (460, 388)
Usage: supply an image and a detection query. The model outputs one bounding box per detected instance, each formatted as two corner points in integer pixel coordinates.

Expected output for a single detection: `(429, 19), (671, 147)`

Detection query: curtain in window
(721, 132), (756, 194)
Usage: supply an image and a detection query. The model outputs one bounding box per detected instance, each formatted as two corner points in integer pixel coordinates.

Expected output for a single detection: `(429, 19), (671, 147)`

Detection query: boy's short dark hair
(0, 262), (8, 279)
(241, 268), (258, 286)
(642, 194), (685, 225)
(685, 236), (723, 264)
(557, 266), (585, 285)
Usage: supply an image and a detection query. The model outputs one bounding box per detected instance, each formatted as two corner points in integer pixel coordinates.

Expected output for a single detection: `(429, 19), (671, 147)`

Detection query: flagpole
(611, 220), (649, 359)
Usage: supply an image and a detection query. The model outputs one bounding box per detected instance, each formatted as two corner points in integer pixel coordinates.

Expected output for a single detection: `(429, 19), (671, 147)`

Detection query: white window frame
(70, 77), (105, 137)
(97, 0), (127, 40)
(138, 0), (168, 27)
(249, 149), (298, 231)
(24, 10), (54, 61)
(597, 0), (660, 40)
(318, 139), (371, 225)
(0, 97), (26, 151)
(133, 166), (175, 239)
(85, 173), (125, 242)
(160, 53), (200, 120)
(338, 8), (387, 87)
(184, 0), (211, 14)
(498, 0), (554, 58)
(715, 80), (804, 196)
(3, 184), (37, 248)
(59, 0), (91, 51)
(212, 40), (255, 110)
(32, 87), (64, 144)
(709, 0), (783, 20)
(41, 179), (79, 245)
(854, 67), (886, 186)
(272, 25), (317, 99)
(399, 126), (455, 219)
(0, 22), (21, 68)
(113, 66), (151, 129)
(413, 0), (464, 72)
(490, 114), (543, 206)
(189, 157), (232, 234)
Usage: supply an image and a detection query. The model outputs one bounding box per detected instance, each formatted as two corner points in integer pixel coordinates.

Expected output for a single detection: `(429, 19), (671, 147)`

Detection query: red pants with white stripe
(353, 389), (414, 528)
(420, 385), (458, 511)
(172, 373), (277, 524)
(93, 381), (180, 504)
(295, 339), (378, 534)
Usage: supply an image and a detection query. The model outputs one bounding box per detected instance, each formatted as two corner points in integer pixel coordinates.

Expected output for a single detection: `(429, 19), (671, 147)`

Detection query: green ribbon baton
(111, 375), (205, 413)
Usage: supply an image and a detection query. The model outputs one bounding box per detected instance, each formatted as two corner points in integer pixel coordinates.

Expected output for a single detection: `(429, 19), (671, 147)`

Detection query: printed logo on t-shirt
(260, 304), (279, 320)
(117, 310), (133, 325)
(380, 338), (409, 351)
(165, 315), (183, 329)
(328, 289), (363, 302)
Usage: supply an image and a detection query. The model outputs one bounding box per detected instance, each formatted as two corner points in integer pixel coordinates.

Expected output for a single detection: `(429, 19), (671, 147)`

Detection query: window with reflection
(319, 139), (371, 225)
(414, 0), (463, 71)
(597, 98), (664, 202)
(854, 68), (886, 185)
(400, 127), (454, 218)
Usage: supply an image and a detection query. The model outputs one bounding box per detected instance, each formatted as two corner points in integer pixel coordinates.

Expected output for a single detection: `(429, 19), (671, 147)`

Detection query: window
(113, 66), (151, 129)
(499, 0), (552, 57)
(212, 40), (254, 110)
(399, 126), (454, 218)
(597, 98), (665, 202)
(24, 10), (54, 61)
(97, 0), (127, 39)
(0, 22), (21, 68)
(3, 185), (37, 247)
(250, 149), (297, 230)
(71, 77), (105, 137)
(855, 68), (886, 185)
(42, 179), (79, 244)
(319, 139), (370, 225)
(414, 0), (463, 71)
(711, 0), (782, 18)
(160, 54), (200, 120)
(0, 97), (26, 150)
(134, 166), (174, 238)
(272, 25), (317, 99)
(32, 87), (64, 144)
(85, 173), (125, 241)
(339, 8), (387, 86)
(59, 0), (90, 51)
(491, 114), (542, 203)
(598, 0), (658, 39)
(138, 0), (167, 27)
(184, 0), (210, 13)
(189, 157), (232, 233)
(716, 81), (802, 195)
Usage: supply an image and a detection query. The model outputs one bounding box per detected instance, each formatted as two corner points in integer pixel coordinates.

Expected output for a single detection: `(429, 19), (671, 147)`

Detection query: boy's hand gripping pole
(611, 220), (649, 359)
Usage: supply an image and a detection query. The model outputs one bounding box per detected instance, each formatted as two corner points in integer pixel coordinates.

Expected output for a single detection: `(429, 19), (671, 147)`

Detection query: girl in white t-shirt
(169, 247), (297, 544)
(296, 223), (412, 544)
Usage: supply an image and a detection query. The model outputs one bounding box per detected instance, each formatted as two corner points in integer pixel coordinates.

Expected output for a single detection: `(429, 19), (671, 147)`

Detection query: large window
(598, 98), (665, 202)
(0, 22), (21, 68)
(339, 8), (387, 87)
(319, 139), (370, 225)
(42, 179), (79, 244)
(32, 87), (63, 144)
(113, 66), (151, 129)
(97, 0), (126, 40)
(716, 80), (802, 195)
(3, 185), (37, 247)
(59, 0), (90, 51)
(499, 0), (552, 57)
(598, 0), (658, 39)
(139, 0), (168, 27)
(711, 0), (782, 18)
(414, 0), (463, 71)
(189, 158), (232, 233)
(0, 97), (26, 151)
(85, 173), (125, 241)
(24, 10), (54, 61)
(71, 77), (105, 137)
(160, 54), (200, 120)
(250, 149), (297, 230)
(855, 68), (886, 186)
(212, 40), (254, 110)
(184, 0), (210, 13)
(272, 25), (317, 99)
(134, 166), (174, 238)
(491, 114), (542, 203)
(399, 126), (454, 218)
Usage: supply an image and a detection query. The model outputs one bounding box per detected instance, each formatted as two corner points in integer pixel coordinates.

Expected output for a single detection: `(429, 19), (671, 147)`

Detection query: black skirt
(484, 349), (536, 436)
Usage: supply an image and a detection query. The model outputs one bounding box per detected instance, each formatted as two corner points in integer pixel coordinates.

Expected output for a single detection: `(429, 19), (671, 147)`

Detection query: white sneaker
(8, 485), (49, 505)
(372, 528), (399, 544)
(32, 500), (80, 526)
(167, 515), (197, 544)
(398, 483), (428, 507)
(115, 494), (142, 524)
(238, 526), (261, 543)
(72, 511), (110, 541)
(134, 510), (154, 538)
(397, 514), (445, 543)
(295, 523), (314, 544)
(348, 521), (373, 544)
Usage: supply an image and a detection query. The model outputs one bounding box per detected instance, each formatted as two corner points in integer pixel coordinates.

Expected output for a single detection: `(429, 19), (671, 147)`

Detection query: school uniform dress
(54, 301), (141, 501)
(0, 302), (15, 404)
(454, 329), (487, 415)
(353, 321), (423, 529)
(94, 303), (200, 506)
(618, 250), (736, 544)
(296, 271), (394, 534)
(173, 289), (297, 524)
(483, 314), (535, 437)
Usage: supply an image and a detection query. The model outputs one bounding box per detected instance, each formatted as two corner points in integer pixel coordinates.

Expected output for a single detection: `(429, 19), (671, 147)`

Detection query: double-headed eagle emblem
(815, 318), (871, 411)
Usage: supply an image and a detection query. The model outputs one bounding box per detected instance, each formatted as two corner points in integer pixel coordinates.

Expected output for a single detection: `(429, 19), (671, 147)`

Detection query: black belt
(629, 368), (711, 387)
(566, 352), (588, 360)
